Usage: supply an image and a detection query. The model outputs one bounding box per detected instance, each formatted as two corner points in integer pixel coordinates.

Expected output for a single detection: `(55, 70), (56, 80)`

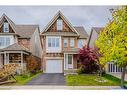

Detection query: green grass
(5, 71), (42, 86)
(66, 74), (127, 86)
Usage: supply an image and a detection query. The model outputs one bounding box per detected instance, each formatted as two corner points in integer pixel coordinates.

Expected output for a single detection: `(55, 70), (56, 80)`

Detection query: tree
(27, 55), (41, 73)
(78, 45), (100, 74)
(96, 6), (127, 88)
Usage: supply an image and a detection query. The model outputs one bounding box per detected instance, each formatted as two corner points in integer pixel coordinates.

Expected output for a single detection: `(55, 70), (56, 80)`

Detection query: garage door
(46, 60), (63, 73)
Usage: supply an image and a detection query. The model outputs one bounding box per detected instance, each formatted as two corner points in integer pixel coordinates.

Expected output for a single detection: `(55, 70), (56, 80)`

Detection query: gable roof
(92, 27), (104, 34)
(41, 11), (79, 35)
(0, 43), (30, 53)
(0, 14), (38, 38)
(0, 14), (17, 34)
(74, 26), (89, 38)
(88, 27), (104, 46)
(15, 25), (38, 38)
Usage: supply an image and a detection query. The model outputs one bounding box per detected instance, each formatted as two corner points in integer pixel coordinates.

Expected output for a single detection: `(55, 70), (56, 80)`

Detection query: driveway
(26, 73), (66, 85)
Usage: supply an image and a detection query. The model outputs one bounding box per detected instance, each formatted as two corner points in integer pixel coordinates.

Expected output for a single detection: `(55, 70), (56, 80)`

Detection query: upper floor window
(70, 38), (74, 48)
(48, 38), (60, 47)
(3, 22), (9, 32)
(57, 19), (62, 31)
(78, 39), (85, 48)
(0, 37), (10, 47)
(64, 38), (68, 48)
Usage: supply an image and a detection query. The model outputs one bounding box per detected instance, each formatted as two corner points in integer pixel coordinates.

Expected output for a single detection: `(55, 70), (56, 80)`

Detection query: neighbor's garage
(46, 60), (63, 73)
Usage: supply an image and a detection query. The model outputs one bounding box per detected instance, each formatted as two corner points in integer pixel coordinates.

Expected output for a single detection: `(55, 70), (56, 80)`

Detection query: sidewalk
(0, 86), (121, 90)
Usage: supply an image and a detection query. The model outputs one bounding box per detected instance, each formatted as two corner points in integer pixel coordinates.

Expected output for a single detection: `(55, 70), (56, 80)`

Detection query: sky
(0, 6), (116, 35)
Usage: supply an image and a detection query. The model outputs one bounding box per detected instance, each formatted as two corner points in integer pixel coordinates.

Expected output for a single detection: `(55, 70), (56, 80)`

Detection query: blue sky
(0, 6), (116, 34)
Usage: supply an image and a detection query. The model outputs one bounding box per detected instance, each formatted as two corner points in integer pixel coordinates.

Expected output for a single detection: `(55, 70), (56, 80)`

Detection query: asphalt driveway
(26, 73), (66, 85)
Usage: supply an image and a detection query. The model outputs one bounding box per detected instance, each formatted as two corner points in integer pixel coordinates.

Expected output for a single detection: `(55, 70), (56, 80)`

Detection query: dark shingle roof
(0, 43), (30, 53)
(92, 27), (104, 34)
(15, 25), (38, 38)
(41, 26), (88, 38)
(87, 27), (104, 46)
(74, 26), (89, 38)
(0, 14), (38, 38)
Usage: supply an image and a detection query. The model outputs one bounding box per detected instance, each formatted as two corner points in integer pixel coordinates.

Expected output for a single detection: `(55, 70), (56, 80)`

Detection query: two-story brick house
(40, 11), (89, 74)
(0, 14), (42, 72)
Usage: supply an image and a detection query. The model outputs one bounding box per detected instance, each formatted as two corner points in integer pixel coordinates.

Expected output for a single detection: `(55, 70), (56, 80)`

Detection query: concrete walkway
(0, 86), (122, 90)
(27, 73), (66, 85)
(109, 73), (127, 81)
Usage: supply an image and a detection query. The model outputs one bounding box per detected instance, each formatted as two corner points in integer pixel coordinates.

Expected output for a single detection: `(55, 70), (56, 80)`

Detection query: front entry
(64, 54), (73, 70)
(68, 54), (73, 69)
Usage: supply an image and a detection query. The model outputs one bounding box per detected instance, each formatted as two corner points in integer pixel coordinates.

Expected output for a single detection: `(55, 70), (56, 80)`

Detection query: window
(70, 38), (74, 47)
(78, 39), (85, 48)
(68, 55), (72, 64)
(48, 38), (51, 47)
(3, 22), (9, 32)
(64, 38), (68, 48)
(57, 19), (62, 31)
(52, 38), (55, 47)
(48, 38), (60, 47)
(56, 38), (59, 47)
(0, 37), (11, 47)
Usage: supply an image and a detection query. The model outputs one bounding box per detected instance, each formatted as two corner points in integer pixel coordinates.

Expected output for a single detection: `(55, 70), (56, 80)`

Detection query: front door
(68, 54), (73, 69)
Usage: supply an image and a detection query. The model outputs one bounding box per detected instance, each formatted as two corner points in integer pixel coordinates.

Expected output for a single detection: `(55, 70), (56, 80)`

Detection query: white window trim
(64, 38), (68, 48)
(78, 39), (85, 48)
(46, 36), (61, 53)
(3, 22), (9, 33)
(70, 38), (74, 48)
(0, 36), (14, 49)
(57, 19), (63, 31)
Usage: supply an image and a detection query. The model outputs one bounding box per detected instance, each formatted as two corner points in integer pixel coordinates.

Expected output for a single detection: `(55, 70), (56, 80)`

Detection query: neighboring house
(88, 27), (123, 73)
(0, 14), (42, 72)
(40, 11), (89, 74)
(88, 27), (104, 48)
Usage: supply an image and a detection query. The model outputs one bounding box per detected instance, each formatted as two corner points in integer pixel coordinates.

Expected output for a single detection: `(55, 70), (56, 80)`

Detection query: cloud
(0, 6), (116, 34)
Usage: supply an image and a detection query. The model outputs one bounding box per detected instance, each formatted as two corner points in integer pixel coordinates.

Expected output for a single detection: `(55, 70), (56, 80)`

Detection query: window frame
(70, 38), (74, 48)
(48, 37), (60, 48)
(57, 19), (63, 31)
(64, 38), (68, 48)
(3, 22), (9, 33)
(0, 37), (11, 47)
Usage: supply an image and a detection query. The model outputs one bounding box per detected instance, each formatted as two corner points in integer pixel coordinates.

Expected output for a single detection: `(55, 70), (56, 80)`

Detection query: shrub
(78, 45), (100, 74)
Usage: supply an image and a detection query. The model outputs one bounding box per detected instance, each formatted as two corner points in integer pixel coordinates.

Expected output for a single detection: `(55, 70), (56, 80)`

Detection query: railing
(108, 63), (123, 73)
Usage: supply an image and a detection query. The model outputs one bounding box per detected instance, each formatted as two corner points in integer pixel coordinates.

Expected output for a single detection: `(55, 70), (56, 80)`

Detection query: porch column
(64, 53), (66, 70)
(66, 54), (68, 70)
(4, 52), (6, 64)
(21, 51), (23, 70)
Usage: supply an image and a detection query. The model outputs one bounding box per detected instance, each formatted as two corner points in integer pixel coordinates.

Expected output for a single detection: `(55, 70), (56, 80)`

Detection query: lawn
(4, 71), (42, 86)
(66, 74), (127, 86)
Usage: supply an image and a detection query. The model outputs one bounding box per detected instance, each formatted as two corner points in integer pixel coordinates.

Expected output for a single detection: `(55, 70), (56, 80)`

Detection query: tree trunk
(121, 67), (126, 88)
(99, 66), (102, 77)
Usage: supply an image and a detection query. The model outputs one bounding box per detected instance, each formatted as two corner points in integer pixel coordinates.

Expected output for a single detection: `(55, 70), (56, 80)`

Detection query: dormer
(41, 11), (79, 35)
(0, 14), (16, 33)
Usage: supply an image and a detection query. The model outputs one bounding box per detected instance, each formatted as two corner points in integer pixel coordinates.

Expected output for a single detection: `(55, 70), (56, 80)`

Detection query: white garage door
(46, 60), (63, 73)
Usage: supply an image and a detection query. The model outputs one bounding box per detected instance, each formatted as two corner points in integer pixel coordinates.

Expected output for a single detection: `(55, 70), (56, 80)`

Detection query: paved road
(26, 73), (66, 85)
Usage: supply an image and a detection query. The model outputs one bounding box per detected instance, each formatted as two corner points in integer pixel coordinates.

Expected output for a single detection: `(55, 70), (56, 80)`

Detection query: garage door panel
(46, 60), (63, 73)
